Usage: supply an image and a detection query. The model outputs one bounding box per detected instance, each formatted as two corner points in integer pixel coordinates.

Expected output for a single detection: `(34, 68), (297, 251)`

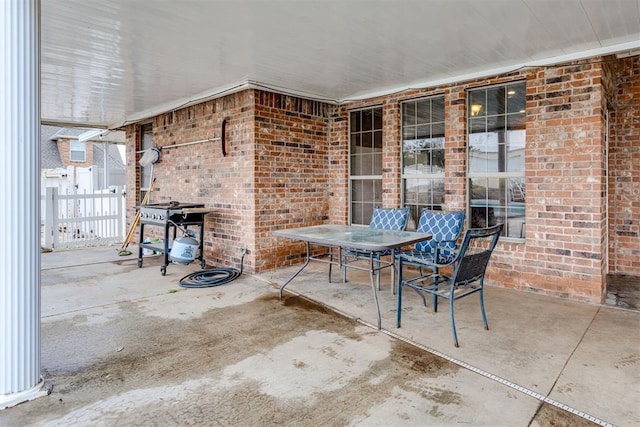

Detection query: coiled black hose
(178, 251), (245, 289)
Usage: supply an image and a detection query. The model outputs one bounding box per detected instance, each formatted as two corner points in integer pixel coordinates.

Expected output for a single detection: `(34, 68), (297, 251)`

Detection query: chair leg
(411, 287), (428, 307)
(391, 256), (397, 295)
(396, 259), (404, 328)
(449, 293), (459, 347)
(341, 251), (347, 283)
(479, 283), (489, 331)
(432, 267), (439, 312)
(328, 248), (333, 283)
(433, 281), (438, 313)
(376, 254), (381, 291)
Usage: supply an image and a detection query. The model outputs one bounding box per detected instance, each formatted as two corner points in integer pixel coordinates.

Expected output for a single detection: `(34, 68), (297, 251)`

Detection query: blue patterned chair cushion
(346, 207), (410, 257)
(397, 246), (458, 265)
(414, 210), (465, 254)
(369, 207), (410, 231)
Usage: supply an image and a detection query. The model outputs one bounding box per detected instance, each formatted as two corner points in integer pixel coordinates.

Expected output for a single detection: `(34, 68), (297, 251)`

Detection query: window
(350, 107), (383, 225)
(139, 123), (153, 202)
(401, 96), (445, 229)
(70, 140), (86, 162)
(467, 82), (526, 239)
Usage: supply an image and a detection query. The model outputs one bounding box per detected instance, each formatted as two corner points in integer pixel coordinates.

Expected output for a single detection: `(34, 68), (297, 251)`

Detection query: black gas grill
(137, 202), (208, 275)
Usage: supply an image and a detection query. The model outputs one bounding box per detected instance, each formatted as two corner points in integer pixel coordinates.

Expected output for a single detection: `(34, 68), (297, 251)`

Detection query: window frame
(139, 123), (154, 203)
(400, 95), (446, 230)
(466, 81), (526, 240)
(69, 140), (86, 162)
(349, 106), (383, 225)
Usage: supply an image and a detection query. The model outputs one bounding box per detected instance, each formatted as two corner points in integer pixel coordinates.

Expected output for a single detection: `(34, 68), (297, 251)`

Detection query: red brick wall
(253, 91), (331, 270)
(328, 61), (608, 303)
(125, 91), (256, 271)
(124, 90), (332, 273)
(518, 61), (607, 302)
(609, 56), (640, 275)
(327, 107), (349, 223)
(122, 56), (639, 303)
(123, 125), (140, 229)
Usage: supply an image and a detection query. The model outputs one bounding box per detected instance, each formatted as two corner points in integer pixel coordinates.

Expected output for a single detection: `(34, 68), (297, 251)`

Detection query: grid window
(139, 123), (153, 202)
(70, 140), (86, 162)
(467, 81), (526, 239)
(350, 107), (383, 225)
(401, 96), (445, 230)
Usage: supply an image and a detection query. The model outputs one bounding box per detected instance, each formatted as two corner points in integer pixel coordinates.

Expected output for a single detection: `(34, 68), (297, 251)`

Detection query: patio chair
(332, 206), (409, 289)
(396, 223), (503, 347)
(393, 209), (465, 293)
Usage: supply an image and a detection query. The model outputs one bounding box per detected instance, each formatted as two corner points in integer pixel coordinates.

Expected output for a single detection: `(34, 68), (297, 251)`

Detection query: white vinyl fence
(41, 187), (126, 249)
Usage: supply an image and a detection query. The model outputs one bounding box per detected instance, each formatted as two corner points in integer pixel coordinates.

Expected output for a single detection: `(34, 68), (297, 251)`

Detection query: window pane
(506, 128), (526, 173)
(362, 153), (374, 176)
(508, 177), (526, 203)
(469, 91), (486, 117)
(416, 99), (431, 122)
(404, 178), (444, 207)
(507, 82), (526, 114)
(362, 110), (373, 131)
(471, 177), (517, 234)
(416, 124), (431, 139)
(404, 178), (445, 230)
(351, 111), (360, 132)
(373, 153), (383, 175)
(403, 144), (418, 171)
(403, 102), (416, 126)
(362, 203), (374, 225)
(486, 86), (506, 116)
(431, 122), (444, 139)
(507, 113), (526, 131)
(432, 97), (445, 122)
(487, 115), (505, 133)
(373, 109), (382, 129)
(70, 152), (83, 162)
(468, 133), (490, 173)
(140, 124), (153, 191)
(403, 126), (416, 140)
(469, 118), (486, 134)
(430, 138), (445, 172)
(70, 140), (84, 151)
(470, 177), (493, 228)
(507, 177), (526, 238)
(350, 154), (361, 175)
(350, 133), (361, 154)
(373, 130), (382, 151)
(351, 203), (363, 224)
(362, 132), (372, 150)
(351, 179), (362, 201)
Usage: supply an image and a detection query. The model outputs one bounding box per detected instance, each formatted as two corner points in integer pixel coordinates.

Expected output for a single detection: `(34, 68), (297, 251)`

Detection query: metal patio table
(273, 224), (432, 329)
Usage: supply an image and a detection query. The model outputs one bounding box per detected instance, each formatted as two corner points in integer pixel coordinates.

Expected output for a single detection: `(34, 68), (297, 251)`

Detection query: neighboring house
(40, 126), (127, 243)
(40, 125), (126, 197)
(121, 55), (640, 306)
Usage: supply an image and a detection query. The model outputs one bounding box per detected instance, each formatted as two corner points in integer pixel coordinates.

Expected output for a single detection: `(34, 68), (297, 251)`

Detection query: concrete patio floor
(0, 245), (638, 426)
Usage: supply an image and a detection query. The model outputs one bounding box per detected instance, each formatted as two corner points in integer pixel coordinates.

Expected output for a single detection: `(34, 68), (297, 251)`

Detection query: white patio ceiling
(41, 0), (640, 129)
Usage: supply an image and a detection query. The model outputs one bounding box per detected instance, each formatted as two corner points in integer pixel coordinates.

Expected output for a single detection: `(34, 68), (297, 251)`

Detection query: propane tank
(170, 232), (199, 265)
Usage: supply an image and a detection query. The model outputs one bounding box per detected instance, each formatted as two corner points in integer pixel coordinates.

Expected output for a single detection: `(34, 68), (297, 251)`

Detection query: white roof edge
(109, 80), (340, 129)
(342, 39), (640, 102)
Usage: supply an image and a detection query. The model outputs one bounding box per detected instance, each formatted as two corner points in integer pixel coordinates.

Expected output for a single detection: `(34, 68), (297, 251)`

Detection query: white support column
(0, 0), (46, 409)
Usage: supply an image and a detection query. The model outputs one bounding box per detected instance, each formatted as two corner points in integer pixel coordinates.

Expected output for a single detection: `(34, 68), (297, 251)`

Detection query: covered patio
(0, 245), (637, 426)
(2, 0), (640, 415)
